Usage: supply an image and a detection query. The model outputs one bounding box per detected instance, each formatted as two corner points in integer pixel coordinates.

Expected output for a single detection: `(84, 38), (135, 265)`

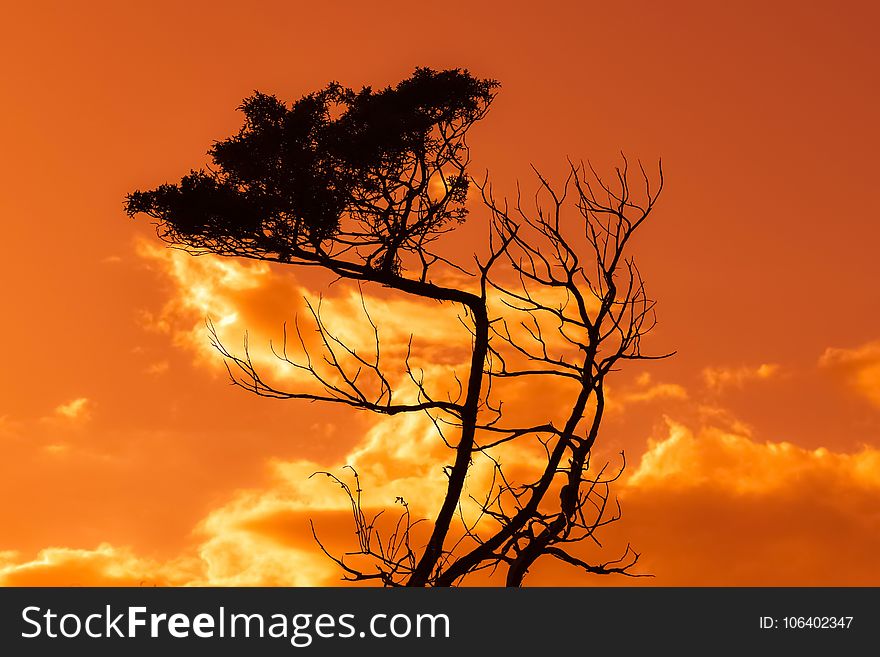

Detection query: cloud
(617, 419), (880, 585)
(4, 404), (880, 586)
(195, 511), (339, 586)
(46, 243), (864, 587)
(136, 240), (303, 365)
(136, 241), (471, 404)
(0, 545), (196, 586)
(0, 410), (460, 587)
(702, 363), (780, 392)
(54, 397), (91, 420)
(187, 412), (459, 585)
(612, 372), (688, 409)
(628, 418), (880, 492)
(820, 340), (880, 407)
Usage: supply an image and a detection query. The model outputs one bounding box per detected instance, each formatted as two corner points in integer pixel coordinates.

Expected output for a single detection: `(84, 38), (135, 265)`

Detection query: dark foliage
(126, 68), (498, 275)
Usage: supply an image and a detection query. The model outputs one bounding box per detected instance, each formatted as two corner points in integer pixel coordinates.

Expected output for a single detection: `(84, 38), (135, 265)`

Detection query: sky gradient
(1, 0), (879, 585)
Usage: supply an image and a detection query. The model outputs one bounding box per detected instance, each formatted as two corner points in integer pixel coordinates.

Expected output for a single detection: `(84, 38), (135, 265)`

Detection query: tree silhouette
(126, 67), (669, 586)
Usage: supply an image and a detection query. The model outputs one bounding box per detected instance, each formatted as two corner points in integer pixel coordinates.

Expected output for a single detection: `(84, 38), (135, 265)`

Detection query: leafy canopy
(126, 68), (498, 274)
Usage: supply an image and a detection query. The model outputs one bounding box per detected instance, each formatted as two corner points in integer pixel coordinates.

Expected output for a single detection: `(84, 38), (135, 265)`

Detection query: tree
(126, 67), (668, 587)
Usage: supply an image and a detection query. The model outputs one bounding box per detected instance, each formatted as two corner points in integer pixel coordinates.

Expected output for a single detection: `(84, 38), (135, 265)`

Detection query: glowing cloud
(820, 340), (880, 408)
(607, 372), (688, 414)
(136, 241), (470, 403)
(616, 419), (880, 585)
(20, 243), (860, 587)
(3, 404), (879, 586)
(628, 418), (880, 493)
(54, 397), (91, 420)
(702, 363), (780, 392)
(0, 544), (196, 587)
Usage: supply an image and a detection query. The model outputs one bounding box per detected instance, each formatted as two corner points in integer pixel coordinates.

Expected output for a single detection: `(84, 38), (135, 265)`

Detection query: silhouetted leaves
(126, 68), (498, 274)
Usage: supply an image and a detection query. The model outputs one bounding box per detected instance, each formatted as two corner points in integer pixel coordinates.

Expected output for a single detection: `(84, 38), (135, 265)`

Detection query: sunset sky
(1, 1), (879, 586)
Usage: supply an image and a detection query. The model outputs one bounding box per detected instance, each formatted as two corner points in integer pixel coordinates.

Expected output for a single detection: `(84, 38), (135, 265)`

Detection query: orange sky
(1, 0), (879, 586)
